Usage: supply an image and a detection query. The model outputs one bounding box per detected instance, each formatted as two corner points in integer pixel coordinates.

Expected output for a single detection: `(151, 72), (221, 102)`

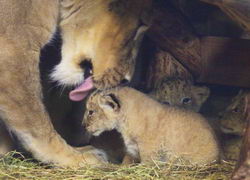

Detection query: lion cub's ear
(98, 93), (121, 112)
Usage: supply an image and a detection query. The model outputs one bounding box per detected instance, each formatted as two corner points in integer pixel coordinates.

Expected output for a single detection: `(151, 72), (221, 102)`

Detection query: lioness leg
(0, 0), (105, 167)
(0, 40), (106, 167)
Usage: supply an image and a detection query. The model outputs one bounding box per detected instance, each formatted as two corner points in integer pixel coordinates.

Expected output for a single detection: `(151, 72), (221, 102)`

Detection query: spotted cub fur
(84, 87), (219, 165)
(223, 137), (242, 161)
(220, 90), (248, 136)
(150, 77), (210, 112)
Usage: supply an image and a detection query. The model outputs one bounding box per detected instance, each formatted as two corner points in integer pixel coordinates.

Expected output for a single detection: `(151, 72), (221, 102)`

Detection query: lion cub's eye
(88, 110), (94, 116)
(182, 97), (192, 105)
(163, 101), (170, 105)
(232, 108), (239, 113)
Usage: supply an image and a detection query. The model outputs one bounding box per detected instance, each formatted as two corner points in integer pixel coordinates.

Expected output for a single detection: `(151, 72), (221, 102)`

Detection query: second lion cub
(84, 87), (219, 165)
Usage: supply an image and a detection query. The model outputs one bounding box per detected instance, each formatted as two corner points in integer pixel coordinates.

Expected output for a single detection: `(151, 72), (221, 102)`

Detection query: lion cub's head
(220, 90), (248, 136)
(150, 77), (210, 112)
(51, 0), (152, 91)
(84, 90), (122, 136)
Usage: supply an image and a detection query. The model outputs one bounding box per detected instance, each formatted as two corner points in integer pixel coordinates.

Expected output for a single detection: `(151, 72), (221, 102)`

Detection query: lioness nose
(79, 59), (92, 70)
(79, 59), (93, 78)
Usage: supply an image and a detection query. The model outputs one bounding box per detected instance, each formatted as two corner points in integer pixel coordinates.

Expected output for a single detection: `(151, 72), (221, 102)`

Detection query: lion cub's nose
(120, 72), (132, 85)
(120, 78), (129, 85)
(125, 73), (132, 81)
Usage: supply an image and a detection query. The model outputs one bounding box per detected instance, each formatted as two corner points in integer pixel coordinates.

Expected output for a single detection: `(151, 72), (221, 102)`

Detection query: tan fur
(220, 90), (249, 136)
(150, 77), (210, 112)
(84, 87), (219, 165)
(52, 0), (152, 88)
(0, 0), (151, 166)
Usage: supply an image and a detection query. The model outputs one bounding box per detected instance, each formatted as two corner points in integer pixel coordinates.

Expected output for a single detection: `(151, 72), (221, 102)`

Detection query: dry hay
(0, 152), (235, 180)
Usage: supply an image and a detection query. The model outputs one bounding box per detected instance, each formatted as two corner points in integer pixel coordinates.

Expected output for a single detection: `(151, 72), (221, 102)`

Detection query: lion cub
(219, 90), (249, 160)
(84, 87), (219, 165)
(220, 90), (248, 136)
(150, 77), (210, 112)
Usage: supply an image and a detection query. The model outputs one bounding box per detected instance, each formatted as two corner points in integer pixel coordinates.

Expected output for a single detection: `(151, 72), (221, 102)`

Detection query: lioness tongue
(69, 77), (94, 101)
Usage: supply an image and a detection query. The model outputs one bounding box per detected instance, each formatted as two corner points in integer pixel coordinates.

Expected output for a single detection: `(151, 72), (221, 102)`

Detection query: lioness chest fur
(85, 87), (220, 165)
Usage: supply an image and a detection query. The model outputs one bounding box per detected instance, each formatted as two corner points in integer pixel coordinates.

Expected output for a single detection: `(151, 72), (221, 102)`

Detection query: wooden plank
(147, 0), (202, 78)
(200, 0), (250, 31)
(147, 0), (250, 87)
(197, 37), (250, 88)
(145, 49), (194, 90)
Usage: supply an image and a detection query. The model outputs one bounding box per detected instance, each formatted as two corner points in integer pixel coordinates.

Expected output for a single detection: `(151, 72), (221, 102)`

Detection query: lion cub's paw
(122, 154), (140, 165)
(76, 145), (108, 167)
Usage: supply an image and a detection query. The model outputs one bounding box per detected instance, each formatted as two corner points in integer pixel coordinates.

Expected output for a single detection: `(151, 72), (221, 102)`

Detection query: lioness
(0, 0), (152, 167)
(84, 87), (219, 165)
